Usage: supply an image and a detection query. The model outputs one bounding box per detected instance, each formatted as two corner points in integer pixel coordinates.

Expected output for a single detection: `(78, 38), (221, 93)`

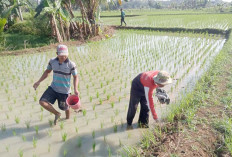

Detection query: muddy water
(0, 30), (225, 157)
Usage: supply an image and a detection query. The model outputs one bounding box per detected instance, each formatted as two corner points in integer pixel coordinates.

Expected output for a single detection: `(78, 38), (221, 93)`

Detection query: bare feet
(54, 113), (61, 125)
(126, 124), (133, 130)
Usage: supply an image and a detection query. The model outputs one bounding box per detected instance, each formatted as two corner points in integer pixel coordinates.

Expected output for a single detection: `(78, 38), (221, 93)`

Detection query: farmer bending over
(33, 44), (79, 125)
(127, 71), (172, 128)
(120, 8), (126, 26)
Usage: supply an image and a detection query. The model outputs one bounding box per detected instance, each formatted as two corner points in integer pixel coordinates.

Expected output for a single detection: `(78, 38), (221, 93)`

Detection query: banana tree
(35, 0), (66, 42)
(76, 0), (112, 36)
(0, 0), (29, 24)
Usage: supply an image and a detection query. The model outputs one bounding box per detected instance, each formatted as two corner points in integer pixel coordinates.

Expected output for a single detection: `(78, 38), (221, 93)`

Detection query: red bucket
(66, 95), (81, 110)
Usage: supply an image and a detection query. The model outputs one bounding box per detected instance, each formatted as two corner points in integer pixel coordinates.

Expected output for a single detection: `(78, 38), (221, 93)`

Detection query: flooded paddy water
(0, 30), (226, 157)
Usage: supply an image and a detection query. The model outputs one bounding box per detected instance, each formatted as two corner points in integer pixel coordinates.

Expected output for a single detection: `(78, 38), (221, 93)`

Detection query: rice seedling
(100, 82), (103, 88)
(101, 121), (104, 129)
(92, 130), (95, 139)
(47, 129), (52, 137)
(34, 96), (37, 102)
(107, 146), (112, 157)
(89, 96), (93, 102)
(39, 113), (43, 121)
(34, 125), (39, 135)
(92, 104), (96, 111)
(104, 88), (106, 94)
(15, 116), (20, 124)
(33, 137), (37, 148)
(92, 141), (96, 152)
(48, 119), (53, 127)
(96, 91), (99, 98)
(123, 145), (140, 157)
(75, 127), (78, 133)
(5, 113), (9, 119)
(82, 109), (87, 116)
(95, 112), (98, 118)
(141, 130), (157, 149)
(18, 149), (24, 157)
(77, 137), (82, 148)
(74, 116), (77, 122)
(48, 144), (51, 153)
(62, 132), (68, 142)
(119, 139), (123, 147)
(63, 149), (67, 157)
(40, 107), (44, 112)
(113, 124), (118, 133)
(5, 145), (9, 152)
(12, 129), (16, 136)
(115, 109), (119, 116)
(118, 96), (121, 102)
(111, 102), (115, 108)
(107, 94), (110, 100)
(99, 98), (102, 105)
(60, 122), (64, 130)
(22, 135), (26, 141)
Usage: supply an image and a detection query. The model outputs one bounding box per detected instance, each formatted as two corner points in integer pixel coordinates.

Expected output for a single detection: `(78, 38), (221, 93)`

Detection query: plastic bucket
(66, 95), (81, 110)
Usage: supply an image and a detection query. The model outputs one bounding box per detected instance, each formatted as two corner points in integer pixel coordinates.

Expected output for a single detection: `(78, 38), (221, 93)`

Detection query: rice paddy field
(0, 10), (231, 157)
(102, 12), (232, 30)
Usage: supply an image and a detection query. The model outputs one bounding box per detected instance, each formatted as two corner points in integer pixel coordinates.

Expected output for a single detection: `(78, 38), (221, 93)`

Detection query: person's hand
(155, 119), (159, 123)
(33, 82), (40, 90)
(74, 90), (79, 96)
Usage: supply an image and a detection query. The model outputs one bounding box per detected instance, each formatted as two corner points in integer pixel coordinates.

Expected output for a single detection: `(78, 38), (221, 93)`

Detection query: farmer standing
(120, 8), (126, 26)
(127, 71), (172, 128)
(33, 44), (79, 125)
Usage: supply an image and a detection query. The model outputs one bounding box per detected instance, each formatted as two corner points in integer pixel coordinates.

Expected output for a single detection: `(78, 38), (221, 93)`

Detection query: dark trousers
(127, 74), (149, 125)
(121, 18), (126, 26)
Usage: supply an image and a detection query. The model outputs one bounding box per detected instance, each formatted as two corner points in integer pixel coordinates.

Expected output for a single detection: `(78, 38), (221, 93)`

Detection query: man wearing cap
(127, 71), (172, 128)
(33, 44), (79, 125)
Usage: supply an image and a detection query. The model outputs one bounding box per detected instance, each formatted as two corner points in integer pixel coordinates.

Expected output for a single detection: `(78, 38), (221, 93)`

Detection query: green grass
(0, 33), (54, 52)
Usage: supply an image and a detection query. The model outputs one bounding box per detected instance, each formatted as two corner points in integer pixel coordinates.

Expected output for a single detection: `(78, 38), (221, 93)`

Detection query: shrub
(8, 21), (38, 35)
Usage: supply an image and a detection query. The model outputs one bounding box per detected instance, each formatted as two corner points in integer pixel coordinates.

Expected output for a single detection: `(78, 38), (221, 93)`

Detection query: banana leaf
(0, 18), (7, 33)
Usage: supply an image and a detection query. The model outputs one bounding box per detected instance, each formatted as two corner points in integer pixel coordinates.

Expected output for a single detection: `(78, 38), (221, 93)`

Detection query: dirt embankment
(0, 26), (116, 56)
(141, 53), (232, 157)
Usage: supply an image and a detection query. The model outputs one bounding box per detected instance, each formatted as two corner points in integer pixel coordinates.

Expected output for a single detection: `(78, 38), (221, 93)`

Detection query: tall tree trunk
(78, 0), (87, 36)
(59, 14), (66, 41)
(65, 23), (70, 41)
(50, 14), (63, 43)
(17, 0), (24, 21)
